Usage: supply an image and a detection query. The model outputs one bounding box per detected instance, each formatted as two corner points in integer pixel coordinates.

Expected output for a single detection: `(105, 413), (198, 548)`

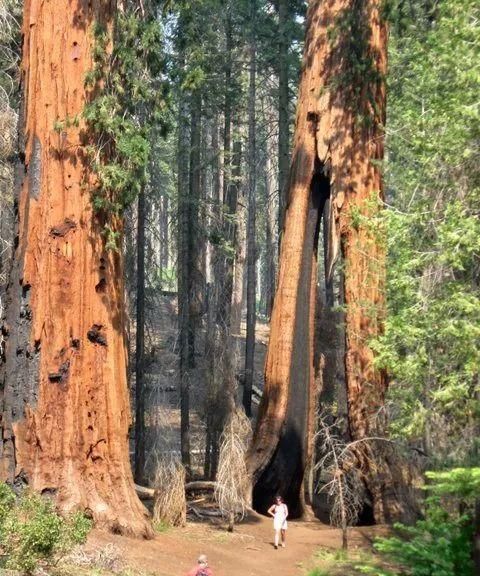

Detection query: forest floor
(80, 515), (388, 576)
(115, 296), (391, 576)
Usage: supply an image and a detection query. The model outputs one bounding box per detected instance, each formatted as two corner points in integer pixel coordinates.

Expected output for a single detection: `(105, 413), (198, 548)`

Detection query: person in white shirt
(268, 495), (288, 549)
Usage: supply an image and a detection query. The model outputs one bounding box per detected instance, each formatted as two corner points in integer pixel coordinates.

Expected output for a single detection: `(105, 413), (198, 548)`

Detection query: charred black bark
(1, 129), (40, 483)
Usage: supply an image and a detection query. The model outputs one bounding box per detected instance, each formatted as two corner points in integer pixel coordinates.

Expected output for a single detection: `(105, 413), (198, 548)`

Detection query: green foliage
(0, 482), (15, 524)
(151, 266), (177, 292)
(306, 547), (397, 576)
(373, 0), (480, 464)
(307, 569), (330, 576)
(82, 10), (169, 247)
(308, 476), (479, 575)
(354, 567), (396, 576)
(152, 518), (170, 533)
(426, 468), (480, 501)
(0, 484), (92, 573)
(356, 469), (479, 576)
(373, 511), (473, 576)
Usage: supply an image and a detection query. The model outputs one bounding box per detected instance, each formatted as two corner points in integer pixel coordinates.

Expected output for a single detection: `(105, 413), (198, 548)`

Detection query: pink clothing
(186, 567), (213, 576)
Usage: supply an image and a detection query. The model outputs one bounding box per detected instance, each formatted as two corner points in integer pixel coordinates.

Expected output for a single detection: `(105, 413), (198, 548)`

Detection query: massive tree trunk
(248, 0), (415, 523)
(0, 0), (151, 536)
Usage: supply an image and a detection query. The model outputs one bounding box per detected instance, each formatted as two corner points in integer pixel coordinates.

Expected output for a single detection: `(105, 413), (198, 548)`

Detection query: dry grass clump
(67, 543), (123, 573)
(214, 409), (252, 531)
(152, 457), (187, 528)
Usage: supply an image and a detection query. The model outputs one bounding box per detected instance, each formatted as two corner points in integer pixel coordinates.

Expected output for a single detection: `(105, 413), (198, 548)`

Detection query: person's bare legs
(281, 529), (286, 547)
(274, 529), (280, 549)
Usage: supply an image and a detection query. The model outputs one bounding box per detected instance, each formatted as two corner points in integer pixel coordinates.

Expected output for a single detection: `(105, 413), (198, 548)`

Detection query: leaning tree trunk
(248, 0), (416, 523)
(0, 0), (151, 536)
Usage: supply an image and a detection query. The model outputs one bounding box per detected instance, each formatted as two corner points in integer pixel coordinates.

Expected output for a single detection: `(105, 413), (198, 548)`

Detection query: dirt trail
(86, 516), (382, 576)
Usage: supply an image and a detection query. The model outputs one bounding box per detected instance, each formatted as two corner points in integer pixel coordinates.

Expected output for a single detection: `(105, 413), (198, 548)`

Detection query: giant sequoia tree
(248, 0), (415, 523)
(0, 0), (151, 536)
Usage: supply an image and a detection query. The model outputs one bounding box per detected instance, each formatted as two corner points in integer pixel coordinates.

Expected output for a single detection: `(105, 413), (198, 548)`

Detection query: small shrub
(0, 484), (92, 573)
(152, 518), (170, 534)
(0, 483), (15, 525)
(373, 504), (473, 576)
(307, 569), (330, 576)
(358, 468), (479, 576)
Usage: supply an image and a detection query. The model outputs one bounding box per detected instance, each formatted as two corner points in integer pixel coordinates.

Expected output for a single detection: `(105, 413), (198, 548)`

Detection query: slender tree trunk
(264, 148), (276, 318)
(248, 0), (416, 523)
(230, 142), (245, 337)
(134, 189), (146, 484)
(204, 6), (238, 474)
(223, 4), (233, 200)
(177, 59), (191, 471)
(0, 0), (151, 536)
(243, 0), (257, 418)
(277, 0), (290, 237)
(159, 192), (169, 283)
(188, 91), (203, 365)
(204, 116), (226, 478)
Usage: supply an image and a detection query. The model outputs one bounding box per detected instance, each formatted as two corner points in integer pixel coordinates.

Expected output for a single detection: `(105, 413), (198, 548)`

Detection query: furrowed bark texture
(0, 0), (151, 536)
(249, 0), (415, 523)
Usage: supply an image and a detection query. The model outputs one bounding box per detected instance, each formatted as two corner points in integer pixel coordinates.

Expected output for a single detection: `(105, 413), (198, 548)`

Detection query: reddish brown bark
(248, 0), (416, 523)
(0, 0), (151, 537)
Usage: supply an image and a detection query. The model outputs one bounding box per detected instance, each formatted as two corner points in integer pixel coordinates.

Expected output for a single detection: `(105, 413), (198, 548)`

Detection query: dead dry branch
(314, 414), (363, 549)
(152, 456), (187, 527)
(214, 410), (252, 531)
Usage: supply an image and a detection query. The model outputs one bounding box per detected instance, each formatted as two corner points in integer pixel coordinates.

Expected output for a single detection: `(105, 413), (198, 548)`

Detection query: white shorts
(274, 519), (287, 531)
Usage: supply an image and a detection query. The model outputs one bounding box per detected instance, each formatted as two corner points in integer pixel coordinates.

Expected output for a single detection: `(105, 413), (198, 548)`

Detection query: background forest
(0, 0), (479, 575)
